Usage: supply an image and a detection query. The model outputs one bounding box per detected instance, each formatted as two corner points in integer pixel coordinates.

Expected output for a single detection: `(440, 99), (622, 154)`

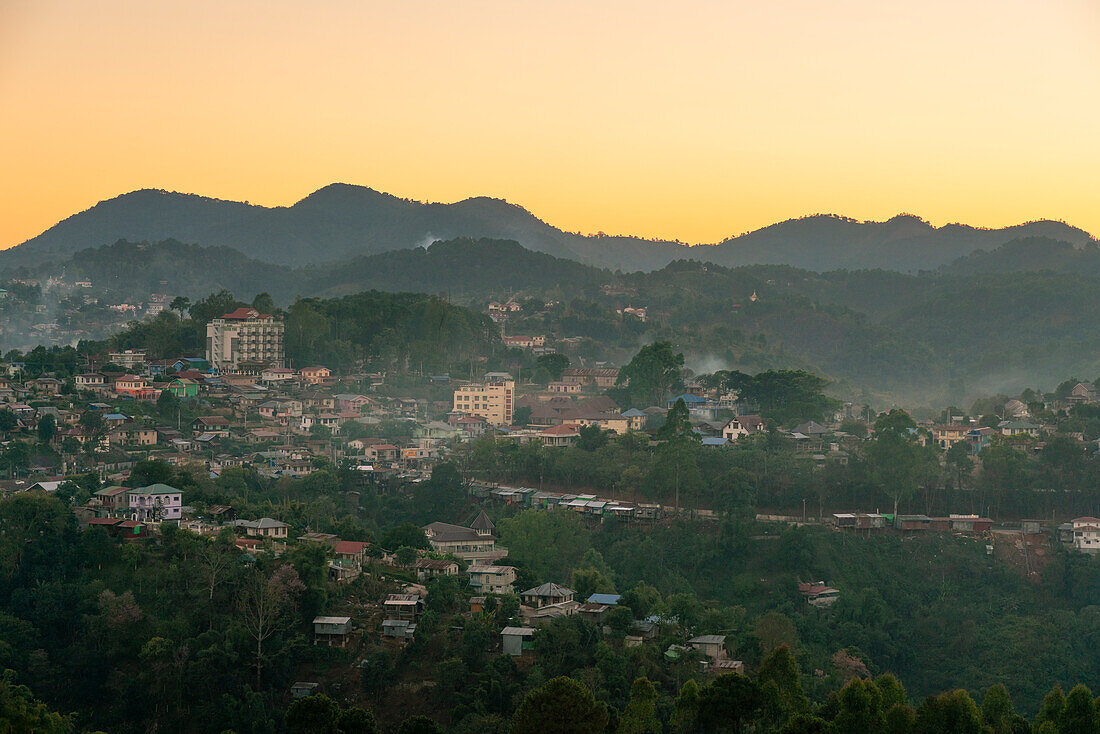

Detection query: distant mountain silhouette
(3, 185), (1093, 272)
(941, 236), (1100, 276)
(693, 214), (1094, 272)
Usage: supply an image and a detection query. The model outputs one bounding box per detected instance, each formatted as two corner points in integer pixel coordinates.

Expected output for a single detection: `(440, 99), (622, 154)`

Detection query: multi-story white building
(453, 374), (514, 425)
(206, 308), (285, 372)
(107, 349), (147, 371)
(1072, 517), (1100, 554)
(128, 483), (183, 522)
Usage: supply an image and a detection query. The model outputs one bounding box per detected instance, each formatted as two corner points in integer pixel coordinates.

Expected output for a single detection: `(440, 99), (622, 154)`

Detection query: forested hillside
(4, 184), (1091, 272)
(86, 289), (499, 374)
(12, 236), (1100, 403)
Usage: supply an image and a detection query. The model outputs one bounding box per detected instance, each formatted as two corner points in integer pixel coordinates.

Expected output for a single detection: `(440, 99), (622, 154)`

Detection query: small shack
(290, 682), (319, 699)
(501, 626), (536, 656)
(382, 594), (423, 621)
(895, 514), (931, 531)
(382, 619), (416, 641)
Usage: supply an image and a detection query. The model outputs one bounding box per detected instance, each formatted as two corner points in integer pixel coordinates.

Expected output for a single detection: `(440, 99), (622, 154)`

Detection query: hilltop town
(1, 295), (1100, 731)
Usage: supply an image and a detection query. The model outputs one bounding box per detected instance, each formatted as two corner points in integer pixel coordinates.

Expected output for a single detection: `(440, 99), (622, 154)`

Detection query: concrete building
(453, 375), (515, 426)
(107, 349), (147, 371)
(206, 308), (285, 372)
(466, 565), (517, 594)
(423, 511), (505, 564)
(1072, 517), (1100, 554)
(128, 484), (183, 522)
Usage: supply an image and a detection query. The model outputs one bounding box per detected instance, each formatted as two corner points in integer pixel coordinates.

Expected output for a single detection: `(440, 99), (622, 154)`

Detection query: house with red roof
(332, 541), (371, 578)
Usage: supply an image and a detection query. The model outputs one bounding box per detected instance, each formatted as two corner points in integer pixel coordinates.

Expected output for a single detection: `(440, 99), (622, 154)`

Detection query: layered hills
(10, 235), (1100, 404)
(3, 183), (1092, 272)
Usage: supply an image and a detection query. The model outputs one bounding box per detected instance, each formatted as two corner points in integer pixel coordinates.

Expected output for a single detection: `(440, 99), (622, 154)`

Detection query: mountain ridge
(4, 184), (1093, 272)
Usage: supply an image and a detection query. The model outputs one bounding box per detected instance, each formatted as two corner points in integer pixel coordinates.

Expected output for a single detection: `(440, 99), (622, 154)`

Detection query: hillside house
(313, 616), (352, 647)
(75, 373), (107, 391)
(332, 540), (370, 574)
(999, 420), (1039, 438)
(467, 565), (517, 594)
(667, 394), (715, 420)
(621, 408), (646, 432)
(688, 635), (728, 662)
(193, 416), (231, 434)
(260, 367), (296, 384)
(87, 518), (147, 540)
(561, 368), (619, 388)
(1067, 382), (1098, 407)
(128, 484), (183, 522)
(798, 582), (841, 607)
(28, 377), (61, 394)
(539, 424), (580, 447)
(832, 513), (888, 532)
(453, 415), (489, 438)
(568, 412), (631, 435)
(167, 378), (199, 398)
(423, 512), (504, 563)
(414, 421), (462, 441)
(948, 514), (993, 532)
(383, 594), (423, 622)
(382, 619), (416, 641)
(932, 424), (969, 450)
(335, 394), (374, 413)
(299, 366), (332, 385)
(1072, 517), (1100, 554)
(501, 627), (536, 656)
(236, 517), (289, 539)
(521, 582), (575, 609)
(414, 558), (459, 581)
(895, 514), (932, 531)
(290, 682), (320, 699)
(722, 415), (765, 441)
(522, 601), (580, 626)
(94, 485), (130, 512)
(114, 375), (155, 399)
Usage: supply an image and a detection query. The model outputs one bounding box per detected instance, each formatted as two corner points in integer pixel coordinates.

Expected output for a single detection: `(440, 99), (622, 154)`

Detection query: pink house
(128, 484), (183, 522)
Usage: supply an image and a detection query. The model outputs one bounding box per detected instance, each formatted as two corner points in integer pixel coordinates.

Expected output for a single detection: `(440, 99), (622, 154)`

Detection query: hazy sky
(2, 0), (1098, 248)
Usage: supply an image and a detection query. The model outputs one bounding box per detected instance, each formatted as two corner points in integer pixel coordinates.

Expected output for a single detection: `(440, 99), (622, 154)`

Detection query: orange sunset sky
(1, 0), (1098, 250)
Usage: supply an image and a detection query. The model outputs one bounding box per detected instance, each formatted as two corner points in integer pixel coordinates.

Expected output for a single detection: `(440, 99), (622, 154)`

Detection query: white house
(1072, 517), (1100, 554)
(722, 414), (764, 441)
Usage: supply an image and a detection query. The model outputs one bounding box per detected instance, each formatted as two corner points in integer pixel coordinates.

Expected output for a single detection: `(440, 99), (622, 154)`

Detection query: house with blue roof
(666, 394), (718, 421)
(587, 593), (621, 605)
(621, 408), (647, 431)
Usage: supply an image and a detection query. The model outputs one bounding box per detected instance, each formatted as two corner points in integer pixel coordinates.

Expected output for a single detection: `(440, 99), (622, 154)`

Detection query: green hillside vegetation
(943, 237), (1100, 276)
(11, 236), (1100, 403)
(81, 288), (500, 374)
(1, 456), (1098, 733)
(695, 213), (1093, 272)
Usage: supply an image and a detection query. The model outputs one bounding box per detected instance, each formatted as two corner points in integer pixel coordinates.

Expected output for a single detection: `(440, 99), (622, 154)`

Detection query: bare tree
(237, 565), (303, 689)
